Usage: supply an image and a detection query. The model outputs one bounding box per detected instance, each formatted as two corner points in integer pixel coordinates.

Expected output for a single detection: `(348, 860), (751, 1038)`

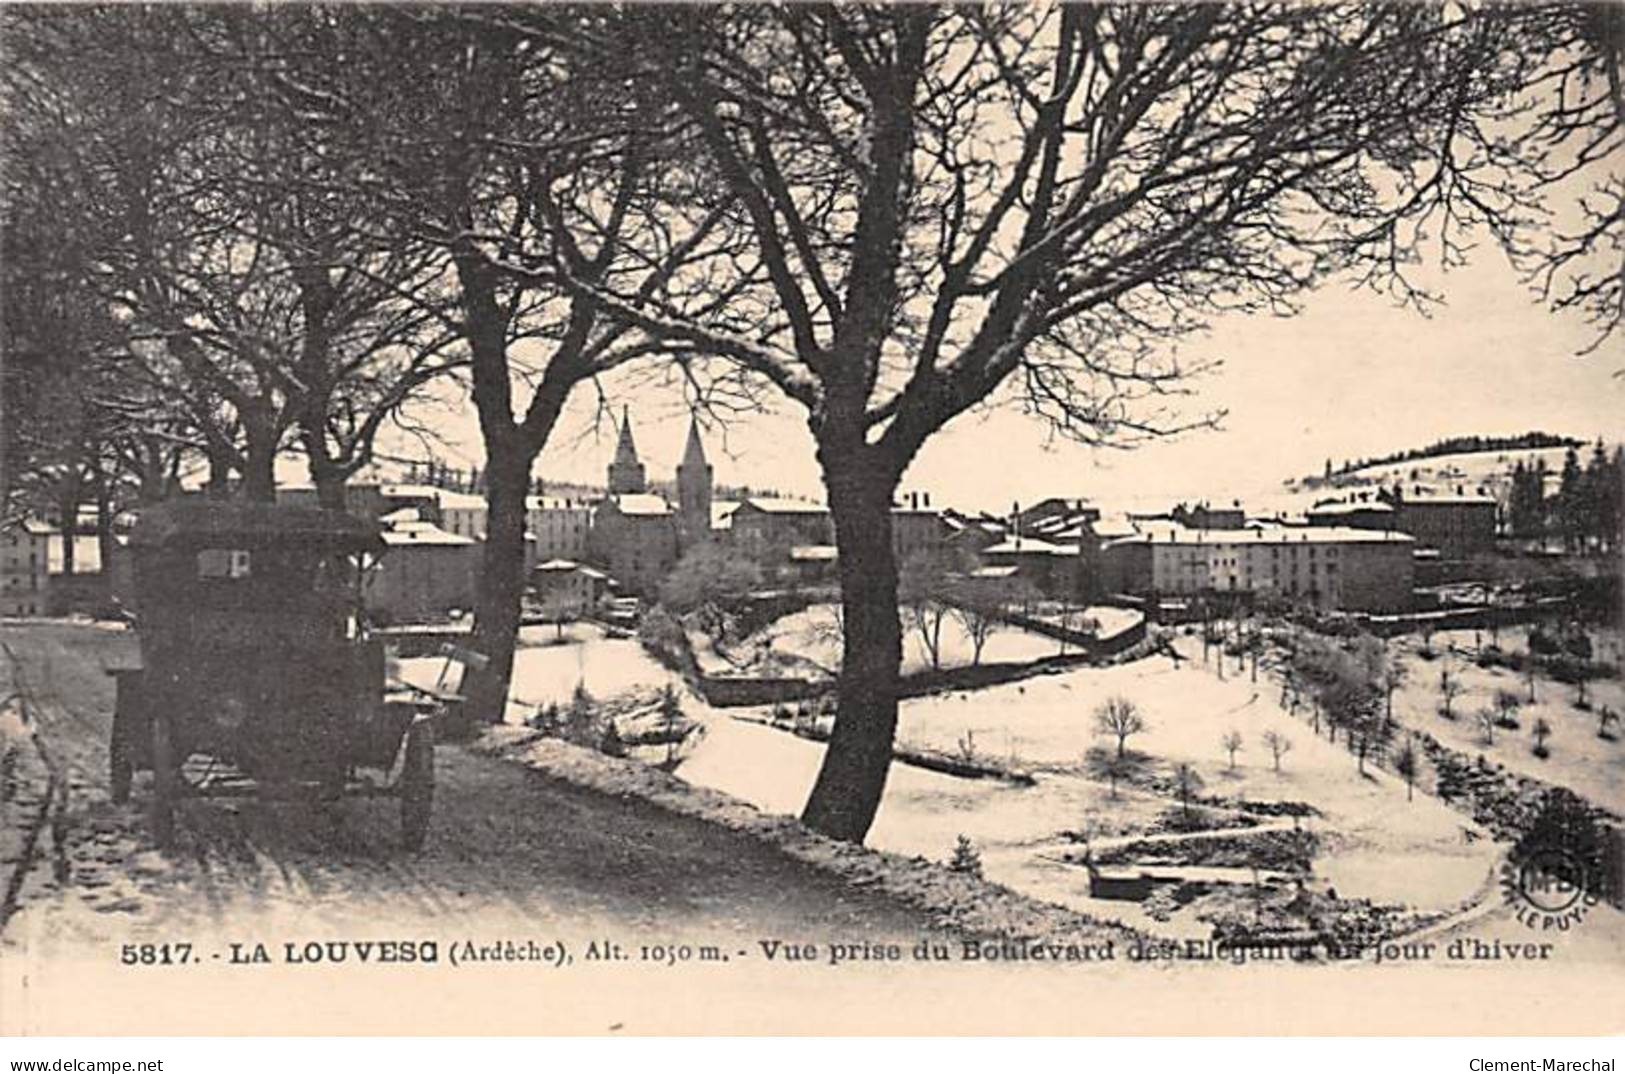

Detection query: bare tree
(1260, 729), (1292, 774)
(1439, 667), (1465, 720)
(1174, 763), (1203, 823)
(546, 5), (1581, 841)
(898, 549), (953, 671)
(1221, 730), (1244, 773)
(1532, 716), (1554, 758)
(948, 599), (999, 668)
(1394, 739), (1419, 802)
(253, 10), (753, 722)
(1495, 688), (1524, 729)
(1477, 707), (1499, 746)
(1094, 696), (1146, 762)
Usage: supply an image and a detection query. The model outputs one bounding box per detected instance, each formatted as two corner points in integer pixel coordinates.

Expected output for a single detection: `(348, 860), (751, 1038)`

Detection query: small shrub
(948, 835), (983, 878)
(1532, 744), (1551, 759)
(1528, 628), (1560, 656)
(1495, 714), (1521, 731)
(597, 721), (628, 759)
(770, 702), (791, 723)
(956, 729), (978, 763)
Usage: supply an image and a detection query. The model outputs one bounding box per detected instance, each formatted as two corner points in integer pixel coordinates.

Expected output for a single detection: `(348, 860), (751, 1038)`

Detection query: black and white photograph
(0, 0), (1621, 1047)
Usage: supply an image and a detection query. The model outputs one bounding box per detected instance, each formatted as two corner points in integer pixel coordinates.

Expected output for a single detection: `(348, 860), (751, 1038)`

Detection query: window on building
(197, 548), (252, 579)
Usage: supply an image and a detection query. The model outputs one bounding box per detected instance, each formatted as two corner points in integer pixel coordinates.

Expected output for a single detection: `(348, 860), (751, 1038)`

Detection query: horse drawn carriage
(108, 500), (440, 849)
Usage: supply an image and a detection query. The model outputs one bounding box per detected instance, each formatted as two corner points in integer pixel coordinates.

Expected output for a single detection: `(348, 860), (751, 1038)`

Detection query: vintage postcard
(0, 1), (1621, 1038)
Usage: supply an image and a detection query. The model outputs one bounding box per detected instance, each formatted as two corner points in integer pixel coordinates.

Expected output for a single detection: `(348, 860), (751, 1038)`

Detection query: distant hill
(1320, 432), (1581, 482)
(1282, 432), (1608, 506)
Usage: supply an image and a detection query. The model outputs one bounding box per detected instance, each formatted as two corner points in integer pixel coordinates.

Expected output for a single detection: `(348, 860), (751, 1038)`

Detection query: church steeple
(676, 415), (713, 549)
(607, 407), (647, 494)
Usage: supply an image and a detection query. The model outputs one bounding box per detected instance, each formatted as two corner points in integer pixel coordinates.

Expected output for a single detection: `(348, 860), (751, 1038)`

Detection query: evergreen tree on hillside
(1558, 446), (1585, 551)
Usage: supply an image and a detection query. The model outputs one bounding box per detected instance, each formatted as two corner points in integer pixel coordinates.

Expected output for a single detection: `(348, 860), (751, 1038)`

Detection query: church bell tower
(607, 407), (647, 495)
(676, 416), (713, 549)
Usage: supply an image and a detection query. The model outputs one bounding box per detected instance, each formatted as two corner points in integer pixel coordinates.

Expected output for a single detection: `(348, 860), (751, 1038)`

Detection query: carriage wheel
(399, 720), (434, 852)
(149, 712), (178, 847)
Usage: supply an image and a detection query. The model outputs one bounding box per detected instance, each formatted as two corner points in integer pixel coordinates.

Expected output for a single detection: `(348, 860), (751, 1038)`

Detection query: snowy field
(398, 620), (1624, 935)
(766, 602), (1069, 675)
(396, 622), (681, 724)
(886, 636), (1499, 909)
(1385, 626), (1624, 815)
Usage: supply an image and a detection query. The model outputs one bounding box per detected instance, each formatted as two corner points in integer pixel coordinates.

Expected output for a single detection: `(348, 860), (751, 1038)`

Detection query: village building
(362, 510), (480, 623)
(1306, 485), (1496, 559)
(892, 492), (953, 565)
(1101, 524), (1415, 613)
(728, 497), (835, 570)
(1306, 496), (1399, 531)
(585, 410), (715, 595)
(531, 558), (611, 614)
(1395, 488), (1497, 559)
(0, 519), (53, 617)
(525, 495), (594, 562)
(437, 490), (488, 540)
(1171, 501), (1247, 530)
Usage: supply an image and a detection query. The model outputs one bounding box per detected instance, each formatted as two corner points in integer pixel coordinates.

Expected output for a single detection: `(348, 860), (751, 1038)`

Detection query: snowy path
(0, 622), (948, 954)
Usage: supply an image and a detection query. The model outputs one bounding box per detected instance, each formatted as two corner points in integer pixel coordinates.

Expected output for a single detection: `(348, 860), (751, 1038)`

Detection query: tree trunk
(95, 478), (115, 583)
(205, 445), (234, 499)
(57, 473), (81, 577)
(800, 456), (903, 844)
(464, 448), (529, 727)
(241, 420), (278, 504)
(306, 447), (350, 512)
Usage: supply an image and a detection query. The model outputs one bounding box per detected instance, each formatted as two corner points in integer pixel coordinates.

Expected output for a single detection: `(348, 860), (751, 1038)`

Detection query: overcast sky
(382, 238), (1621, 516)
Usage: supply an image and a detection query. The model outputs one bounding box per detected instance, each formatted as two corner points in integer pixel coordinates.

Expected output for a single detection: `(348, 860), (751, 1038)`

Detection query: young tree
(1439, 667), (1465, 720)
(948, 598), (999, 668)
(658, 682), (686, 767)
(1477, 707), (1499, 746)
(1394, 740), (1419, 802)
(1221, 730), (1244, 773)
(1532, 716), (1554, 759)
(1380, 649), (1409, 729)
(1094, 696), (1146, 762)
(1260, 729), (1293, 774)
(548, 4), (1580, 842)
(1173, 763), (1203, 824)
(898, 549), (954, 671)
(1494, 688), (1524, 729)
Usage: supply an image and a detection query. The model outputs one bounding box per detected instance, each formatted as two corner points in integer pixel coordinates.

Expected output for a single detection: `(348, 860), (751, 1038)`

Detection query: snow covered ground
(1385, 626), (1624, 815)
(397, 622), (683, 724)
(768, 602), (1064, 675)
(451, 624), (1504, 929)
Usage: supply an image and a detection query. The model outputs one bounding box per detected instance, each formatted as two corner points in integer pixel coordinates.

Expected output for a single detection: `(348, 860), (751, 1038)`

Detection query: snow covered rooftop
(437, 490), (487, 510)
(1131, 526), (1414, 546)
(381, 523), (475, 547)
(1308, 500), (1395, 515)
(983, 537), (1078, 556)
(740, 496), (829, 515)
(379, 483), (443, 500)
(610, 493), (672, 516)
